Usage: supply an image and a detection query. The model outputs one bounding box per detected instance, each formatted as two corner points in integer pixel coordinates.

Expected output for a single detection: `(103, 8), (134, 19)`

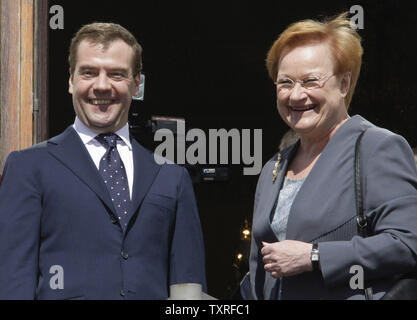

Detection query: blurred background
(47, 0), (417, 299)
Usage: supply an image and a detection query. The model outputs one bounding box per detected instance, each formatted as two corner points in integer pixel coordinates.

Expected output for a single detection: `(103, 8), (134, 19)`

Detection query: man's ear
(69, 70), (74, 94)
(133, 73), (141, 97)
(340, 72), (351, 98)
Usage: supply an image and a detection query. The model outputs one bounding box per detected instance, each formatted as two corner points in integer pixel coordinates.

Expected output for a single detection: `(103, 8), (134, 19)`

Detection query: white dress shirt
(73, 117), (134, 200)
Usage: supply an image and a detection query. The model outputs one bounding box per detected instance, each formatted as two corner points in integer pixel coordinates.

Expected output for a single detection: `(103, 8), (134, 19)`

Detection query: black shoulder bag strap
(354, 129), (374, 300)
(355, 128), (417, 300)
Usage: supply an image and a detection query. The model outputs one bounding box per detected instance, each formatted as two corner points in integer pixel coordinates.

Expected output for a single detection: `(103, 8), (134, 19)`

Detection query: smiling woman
(248, 12), (417, 300)
(275, 42), (350, 144)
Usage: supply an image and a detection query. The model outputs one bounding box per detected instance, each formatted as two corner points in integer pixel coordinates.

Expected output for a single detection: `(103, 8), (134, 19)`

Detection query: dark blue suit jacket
(0, 126), (206, 300)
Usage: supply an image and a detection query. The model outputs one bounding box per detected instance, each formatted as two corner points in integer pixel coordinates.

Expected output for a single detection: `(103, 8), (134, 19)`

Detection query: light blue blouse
(271, 177), (306, 300)
(271, 177), (306, 241)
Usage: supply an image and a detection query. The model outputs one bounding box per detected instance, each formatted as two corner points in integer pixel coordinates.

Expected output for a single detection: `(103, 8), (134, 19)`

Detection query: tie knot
(96, 133), (120, 149)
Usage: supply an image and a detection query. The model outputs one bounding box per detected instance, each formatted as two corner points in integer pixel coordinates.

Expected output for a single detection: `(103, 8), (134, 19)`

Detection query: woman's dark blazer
(249, 115), (417, 300)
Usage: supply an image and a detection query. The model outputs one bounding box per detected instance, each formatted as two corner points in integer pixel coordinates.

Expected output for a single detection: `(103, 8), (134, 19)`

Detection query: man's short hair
(266, 12), (363, 109)
(69, 22), (143, 76)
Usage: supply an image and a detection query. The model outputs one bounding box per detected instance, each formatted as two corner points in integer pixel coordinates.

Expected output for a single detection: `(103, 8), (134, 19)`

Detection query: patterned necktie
(96, 133), (131, 230)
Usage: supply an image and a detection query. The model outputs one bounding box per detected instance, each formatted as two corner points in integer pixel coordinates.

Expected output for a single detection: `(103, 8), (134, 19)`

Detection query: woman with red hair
(249, 12), (417, 300)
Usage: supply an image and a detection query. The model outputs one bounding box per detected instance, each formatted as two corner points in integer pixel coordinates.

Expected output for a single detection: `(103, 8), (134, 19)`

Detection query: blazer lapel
(126, 139), (161, 230)
(47, 126), (116, 215)
(285, 115), (370, 241)
(258, 142), (299, 243)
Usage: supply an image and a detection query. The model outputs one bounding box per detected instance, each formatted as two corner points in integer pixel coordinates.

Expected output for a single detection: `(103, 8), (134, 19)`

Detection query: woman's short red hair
(266, 12), (363, 109)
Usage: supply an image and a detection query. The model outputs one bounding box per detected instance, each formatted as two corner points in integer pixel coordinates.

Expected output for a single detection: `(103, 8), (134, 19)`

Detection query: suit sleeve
(169, 167), (207, 291)
(0, 151), (42, 299)
(319, 133), (417, 288)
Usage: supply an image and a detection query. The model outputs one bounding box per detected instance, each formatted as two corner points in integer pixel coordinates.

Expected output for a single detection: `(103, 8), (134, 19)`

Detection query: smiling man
(0, 23), (206, 300)
(69, 38), (140, 134)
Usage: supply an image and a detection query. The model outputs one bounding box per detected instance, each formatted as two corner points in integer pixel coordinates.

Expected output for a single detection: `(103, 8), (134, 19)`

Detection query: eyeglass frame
(274, 73), (336, 94)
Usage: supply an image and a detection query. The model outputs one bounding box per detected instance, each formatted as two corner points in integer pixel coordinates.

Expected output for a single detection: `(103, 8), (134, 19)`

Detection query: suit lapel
(47, 126), (116, 215)
(126, 139), (161, 229)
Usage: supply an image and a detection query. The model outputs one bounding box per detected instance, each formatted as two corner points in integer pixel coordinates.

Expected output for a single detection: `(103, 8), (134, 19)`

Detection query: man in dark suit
(0, 23), (206, 300)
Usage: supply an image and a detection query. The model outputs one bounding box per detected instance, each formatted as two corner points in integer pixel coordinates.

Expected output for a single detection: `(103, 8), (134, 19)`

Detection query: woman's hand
(261, 240), (313, 278)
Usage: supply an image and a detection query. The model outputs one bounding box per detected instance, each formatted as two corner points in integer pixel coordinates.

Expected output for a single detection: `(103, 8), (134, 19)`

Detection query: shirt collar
(73, 117), (132, 150)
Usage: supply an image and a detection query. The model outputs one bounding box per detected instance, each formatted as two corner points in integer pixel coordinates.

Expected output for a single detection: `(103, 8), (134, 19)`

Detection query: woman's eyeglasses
(275, 73), (335, 94)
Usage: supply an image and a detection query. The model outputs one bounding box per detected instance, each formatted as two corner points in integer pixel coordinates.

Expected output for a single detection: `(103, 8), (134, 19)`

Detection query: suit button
(121, 250), (129, 260)
(110, 217), (117, 224)
(120, 289), (125, 297)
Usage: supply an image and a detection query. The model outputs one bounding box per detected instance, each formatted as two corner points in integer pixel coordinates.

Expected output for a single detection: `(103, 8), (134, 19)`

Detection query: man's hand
(261, 240), (313, 278)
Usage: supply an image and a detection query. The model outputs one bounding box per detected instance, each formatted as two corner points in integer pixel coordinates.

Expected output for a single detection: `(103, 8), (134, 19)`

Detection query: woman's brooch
(272, 152), (282, 183)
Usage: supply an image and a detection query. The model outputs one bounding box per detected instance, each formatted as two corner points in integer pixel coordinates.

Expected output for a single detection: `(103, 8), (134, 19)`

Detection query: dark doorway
(48, 0), (417, 299)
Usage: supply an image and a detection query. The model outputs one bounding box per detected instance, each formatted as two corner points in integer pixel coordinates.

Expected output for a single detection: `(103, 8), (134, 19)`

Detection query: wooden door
(0, 0), (49, 170)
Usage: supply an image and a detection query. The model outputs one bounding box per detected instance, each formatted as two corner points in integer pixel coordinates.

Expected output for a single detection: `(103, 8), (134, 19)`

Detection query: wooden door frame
(34, 0), (49, 145)
(0, 0), (49, 170)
